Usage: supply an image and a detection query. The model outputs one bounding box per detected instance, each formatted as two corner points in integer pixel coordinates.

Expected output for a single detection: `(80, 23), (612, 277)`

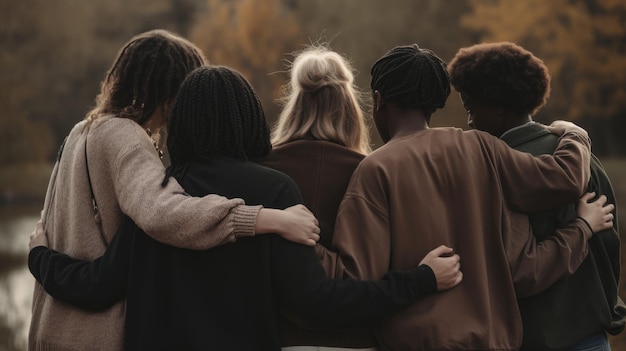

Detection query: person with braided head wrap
(29, 65), (470, 350)
(448, 41), (625, 351)
(317, 44), (609, 350)
(27, 30), (319, 351)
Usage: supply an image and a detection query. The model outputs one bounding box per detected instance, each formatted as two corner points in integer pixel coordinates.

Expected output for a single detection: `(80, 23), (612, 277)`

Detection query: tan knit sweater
(29, 115), (261, 351)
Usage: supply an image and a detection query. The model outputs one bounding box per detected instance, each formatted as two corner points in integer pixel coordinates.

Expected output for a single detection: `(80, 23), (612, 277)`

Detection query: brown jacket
(29, 116), (260, 351)
(260, 139), (368, 347)
(320, 128), (592, 350)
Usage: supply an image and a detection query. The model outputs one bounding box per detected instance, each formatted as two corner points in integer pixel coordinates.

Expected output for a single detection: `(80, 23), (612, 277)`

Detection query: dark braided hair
(163, 66), (272, 186)
(86, 29), (206, 126)
(447, 42), (550, 116)
(371, 44), (450, 114)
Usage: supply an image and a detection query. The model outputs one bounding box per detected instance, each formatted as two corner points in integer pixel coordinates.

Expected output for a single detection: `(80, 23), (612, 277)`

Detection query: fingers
(594, 194), (608, 206)
(453, 271), (464, 286)
(579, 192), (596, 203)
(292, 204), (314, 217)
(311, 233), (320, 242)
(429, 245), (453, 257)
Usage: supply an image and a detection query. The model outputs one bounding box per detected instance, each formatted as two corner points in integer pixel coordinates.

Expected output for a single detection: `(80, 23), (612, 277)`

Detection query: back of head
(370, 44), (450, 114)
(272, 45), (370, 154)
(87, 29), (207, 126)
(447, 42), (551, 116)
(166, 65), (271, 170)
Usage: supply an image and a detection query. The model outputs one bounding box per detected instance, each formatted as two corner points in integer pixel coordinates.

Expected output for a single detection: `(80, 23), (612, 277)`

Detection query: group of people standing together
(26, 29), (623, 351)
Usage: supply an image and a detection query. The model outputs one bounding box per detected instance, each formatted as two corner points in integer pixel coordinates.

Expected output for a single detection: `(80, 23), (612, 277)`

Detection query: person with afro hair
(317, 43), (613, 350)
(448, 41), (625, 351)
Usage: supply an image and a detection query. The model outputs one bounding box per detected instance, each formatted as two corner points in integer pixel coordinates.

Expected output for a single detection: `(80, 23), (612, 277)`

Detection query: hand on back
(29, 219), (49, 250)
(543, 120), (589, 140)
(256, 205), (320, 247)
(419, 245), (462, 291)
(577, 192), (614, 234)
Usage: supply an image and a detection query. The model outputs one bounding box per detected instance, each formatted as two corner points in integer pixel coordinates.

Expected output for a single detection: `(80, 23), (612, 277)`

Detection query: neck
(503, 114), (533, 132)
(387, 108), (430, 140)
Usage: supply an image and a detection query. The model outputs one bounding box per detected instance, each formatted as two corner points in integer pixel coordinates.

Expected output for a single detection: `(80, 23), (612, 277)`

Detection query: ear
(374, 90), (385, 111)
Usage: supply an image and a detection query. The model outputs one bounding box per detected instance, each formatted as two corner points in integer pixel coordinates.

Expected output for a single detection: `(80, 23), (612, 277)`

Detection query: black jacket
(29, 158), (437, 351)
(503, 123), (626, 350)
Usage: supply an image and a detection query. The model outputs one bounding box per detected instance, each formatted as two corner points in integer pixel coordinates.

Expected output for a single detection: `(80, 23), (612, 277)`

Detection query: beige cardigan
(29, 116), (260, 350)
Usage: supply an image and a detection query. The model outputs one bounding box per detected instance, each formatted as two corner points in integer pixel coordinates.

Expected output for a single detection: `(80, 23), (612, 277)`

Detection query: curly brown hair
(448, 42), (550, 116)
(85, 29), (207, 126)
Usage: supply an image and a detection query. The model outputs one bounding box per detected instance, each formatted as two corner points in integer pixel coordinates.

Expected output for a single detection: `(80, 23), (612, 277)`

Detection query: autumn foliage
(1, 0), (625, 166)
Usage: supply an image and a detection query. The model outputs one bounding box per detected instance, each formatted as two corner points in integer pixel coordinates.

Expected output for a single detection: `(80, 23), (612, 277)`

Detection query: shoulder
(87, 116), (153, 160)
(269, 140), (364, 161)
(249, 162), (300, 190)
(83, 116), (161, 177)
(245, 161), (303, 207)
(89, 116), (145, 142)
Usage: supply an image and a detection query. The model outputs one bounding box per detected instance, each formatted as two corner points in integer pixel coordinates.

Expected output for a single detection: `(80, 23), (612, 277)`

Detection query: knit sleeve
(91, 119), (260, 250)
(491, 131), (591, 213)
(503, 210), (591, 297)
(27, 216), (138, 310)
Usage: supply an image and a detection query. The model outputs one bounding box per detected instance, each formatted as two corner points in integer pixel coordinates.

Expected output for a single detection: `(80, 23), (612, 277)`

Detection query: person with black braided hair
(27, 30), (319, 351)
(28, 65), (468, 350)
(316, 44), (613, 350)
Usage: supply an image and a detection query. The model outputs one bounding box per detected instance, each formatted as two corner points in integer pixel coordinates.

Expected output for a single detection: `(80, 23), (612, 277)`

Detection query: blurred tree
(290, 0), (474, 146)
(0, 0), (204, 165)
(462, 0), (626, 155)
(190, 0), (304, 123)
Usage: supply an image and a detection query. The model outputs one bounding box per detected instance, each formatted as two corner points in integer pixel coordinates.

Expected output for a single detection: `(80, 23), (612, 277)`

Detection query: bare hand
(577, 192), (614, 234)
(419, 245), (462, 291)
(256, 205), (320, 246)
(543, 120), (589, 139)
(29, 219), (49, 250)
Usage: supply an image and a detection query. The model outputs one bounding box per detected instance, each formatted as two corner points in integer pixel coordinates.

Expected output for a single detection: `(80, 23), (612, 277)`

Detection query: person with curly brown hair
(448, 41), (625, 351)
(28, 30), (320, 351)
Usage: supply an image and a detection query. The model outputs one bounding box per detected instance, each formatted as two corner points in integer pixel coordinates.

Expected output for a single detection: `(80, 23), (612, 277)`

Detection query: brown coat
(260, 140), (368, 347)
(321, 128), (592, 350)
(29, 116), (260, 351)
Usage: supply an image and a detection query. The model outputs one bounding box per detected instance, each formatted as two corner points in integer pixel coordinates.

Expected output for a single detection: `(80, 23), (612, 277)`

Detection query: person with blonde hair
(263, 45), (370, 249)
(261, 45), (462, 350)
(28, 29), (319, 351)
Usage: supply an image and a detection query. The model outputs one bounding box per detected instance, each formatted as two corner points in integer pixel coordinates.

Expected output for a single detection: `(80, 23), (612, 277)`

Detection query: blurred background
(0, 0), (625, 350)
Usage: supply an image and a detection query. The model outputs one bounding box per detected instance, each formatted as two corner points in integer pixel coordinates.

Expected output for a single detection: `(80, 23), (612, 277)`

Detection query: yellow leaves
(191, 0), (303, 119)
(462, 0), (626, 121)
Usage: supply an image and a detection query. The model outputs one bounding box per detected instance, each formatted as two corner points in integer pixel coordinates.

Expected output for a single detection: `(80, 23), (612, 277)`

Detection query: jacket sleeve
(503, 210), (592, 297)
(27, 216), (137, 310)
(326, 162), (392, 281)
(491, 131), (591, 213)
(91, 118), (260, 250)
(273, 238), (437, 327)
(315, 243), (346, 279)
(588, 155), (626, 332)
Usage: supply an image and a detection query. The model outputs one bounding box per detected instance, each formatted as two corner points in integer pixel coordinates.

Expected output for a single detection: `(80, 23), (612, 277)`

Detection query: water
(0, 206), (38, 351)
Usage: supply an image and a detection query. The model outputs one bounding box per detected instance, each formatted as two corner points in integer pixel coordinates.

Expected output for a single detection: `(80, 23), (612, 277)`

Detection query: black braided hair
(162, 66), (271, 186)
(87, 29), (206, 125)
(370, 44), (450, 114)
